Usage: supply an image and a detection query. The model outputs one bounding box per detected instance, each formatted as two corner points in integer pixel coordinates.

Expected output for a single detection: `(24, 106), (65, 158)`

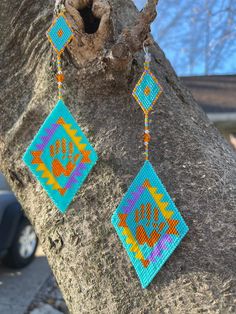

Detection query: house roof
(181, 75), (236, 114)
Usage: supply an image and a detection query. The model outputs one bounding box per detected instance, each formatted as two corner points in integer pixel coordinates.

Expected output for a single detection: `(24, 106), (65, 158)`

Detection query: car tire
(3, 217), (38, 269)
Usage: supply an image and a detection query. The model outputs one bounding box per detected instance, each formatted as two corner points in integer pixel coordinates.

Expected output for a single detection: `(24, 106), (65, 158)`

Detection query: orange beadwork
(57, 29), (64, 37)
(144, 133), (151, 143)
(56, 73), (65, 82)
(144, 86), (151, 96)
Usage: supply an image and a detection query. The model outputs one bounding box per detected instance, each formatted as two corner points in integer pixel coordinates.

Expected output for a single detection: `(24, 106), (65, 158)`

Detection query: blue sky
(134, 0), (236, 76)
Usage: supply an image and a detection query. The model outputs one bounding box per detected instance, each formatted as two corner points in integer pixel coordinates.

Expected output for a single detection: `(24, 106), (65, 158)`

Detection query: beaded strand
(143, 48), (152, 161)
(56, 54), (64, 100)
(144, 113), (151, 160)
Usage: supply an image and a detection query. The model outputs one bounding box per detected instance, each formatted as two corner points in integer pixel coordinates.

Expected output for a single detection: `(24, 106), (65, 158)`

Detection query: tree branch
(63, 0), (158, 69)
(111, 0), (159, 68)
(64, 0), (111, 67)
(129, 0), (159, 51)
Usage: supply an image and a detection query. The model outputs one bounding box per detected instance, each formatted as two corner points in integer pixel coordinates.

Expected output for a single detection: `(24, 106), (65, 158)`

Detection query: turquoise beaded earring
(111, 46), (189, 288)
(23, 4), (98, 213)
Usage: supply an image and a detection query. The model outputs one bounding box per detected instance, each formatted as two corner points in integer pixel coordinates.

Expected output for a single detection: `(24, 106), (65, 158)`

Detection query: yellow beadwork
(144, 114), (149, 161)
(47, 11), (75, 101)
(56, 55), (64, 100)
(133, 49), (163, 161)
(46, 13), (74, 55)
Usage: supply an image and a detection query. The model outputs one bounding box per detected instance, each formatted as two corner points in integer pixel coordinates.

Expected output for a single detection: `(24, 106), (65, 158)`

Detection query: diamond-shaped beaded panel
(23, 100), (98, 213)
(111, 161), (188, 288)
(133, 70), (163, 113)
(47, 14), (73, 54)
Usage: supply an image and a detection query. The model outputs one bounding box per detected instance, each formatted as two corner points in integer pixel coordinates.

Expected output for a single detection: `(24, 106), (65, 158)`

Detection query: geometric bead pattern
(47, 14), (73, 54)
(23, 100), (98, 213)
(111, 161), (189, 288)
(132, 70), (163, 113)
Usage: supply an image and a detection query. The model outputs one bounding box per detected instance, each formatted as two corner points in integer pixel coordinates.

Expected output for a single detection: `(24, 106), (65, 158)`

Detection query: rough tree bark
(0, 0), (236, 313)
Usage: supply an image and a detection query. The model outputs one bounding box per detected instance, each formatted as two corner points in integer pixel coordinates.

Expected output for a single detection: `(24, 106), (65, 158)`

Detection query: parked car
(0, 173), (38, 268)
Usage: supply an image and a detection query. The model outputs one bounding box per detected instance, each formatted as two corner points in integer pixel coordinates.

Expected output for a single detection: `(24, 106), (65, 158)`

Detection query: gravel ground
(26, 274), (69, 314)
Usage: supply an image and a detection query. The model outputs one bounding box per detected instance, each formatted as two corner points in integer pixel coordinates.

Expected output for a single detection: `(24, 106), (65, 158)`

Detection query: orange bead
(143, 133), (151, 142)
(56, 73), (65, 83)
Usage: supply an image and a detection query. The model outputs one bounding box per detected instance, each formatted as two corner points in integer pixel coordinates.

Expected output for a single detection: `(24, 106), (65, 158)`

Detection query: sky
(133, 0), (236, 76)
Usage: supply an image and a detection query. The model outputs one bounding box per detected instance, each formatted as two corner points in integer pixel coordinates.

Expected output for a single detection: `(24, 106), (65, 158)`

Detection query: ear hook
(143, 42), (151, 63)
(54, 0), (65, 15)
(143, 42), (149, 55)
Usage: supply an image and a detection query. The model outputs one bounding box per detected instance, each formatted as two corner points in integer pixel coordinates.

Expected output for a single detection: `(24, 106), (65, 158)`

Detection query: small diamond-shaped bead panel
(23, 100), (98, 213)
(133, 70), (163, 113)
(111, 161), (188, 288)
(47, 13), (73, 54)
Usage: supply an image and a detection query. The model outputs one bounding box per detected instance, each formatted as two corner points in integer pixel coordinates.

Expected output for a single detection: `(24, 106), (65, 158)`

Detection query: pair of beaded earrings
(23, 9), (188, 288)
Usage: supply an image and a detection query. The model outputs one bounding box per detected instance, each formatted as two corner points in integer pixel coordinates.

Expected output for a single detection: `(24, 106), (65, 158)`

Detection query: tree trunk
(0, 0), (236, 313)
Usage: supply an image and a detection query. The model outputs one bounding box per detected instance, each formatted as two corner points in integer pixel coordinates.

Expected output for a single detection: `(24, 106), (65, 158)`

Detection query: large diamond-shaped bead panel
(23, 100), (98, 213)
(47, 14), (73, 54)
(111, 161), (188, 288)
(132, 70), (163, 113)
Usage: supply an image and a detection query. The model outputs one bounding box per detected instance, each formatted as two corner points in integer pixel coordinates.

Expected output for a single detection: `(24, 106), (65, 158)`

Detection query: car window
(0, 173), (11, 191)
